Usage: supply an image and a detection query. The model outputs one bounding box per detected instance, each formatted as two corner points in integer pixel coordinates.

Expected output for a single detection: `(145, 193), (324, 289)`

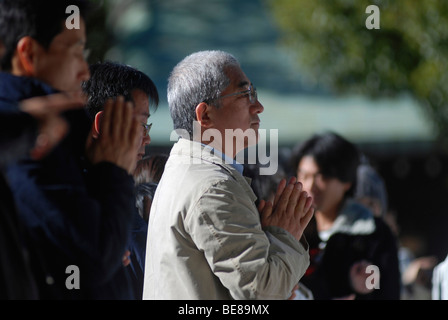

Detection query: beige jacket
(143, 139), (309, 299)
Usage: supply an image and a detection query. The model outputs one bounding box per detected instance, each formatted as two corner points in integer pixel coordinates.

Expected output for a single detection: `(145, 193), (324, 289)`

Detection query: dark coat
(0, 72), (136, 299)
(126, 210), (148, 299)
(0, 102), (39, 299)
(301, 200), (401, 300)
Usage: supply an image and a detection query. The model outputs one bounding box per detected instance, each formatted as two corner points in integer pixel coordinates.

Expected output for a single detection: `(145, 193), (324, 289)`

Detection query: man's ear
(195, 102), (213, 128)
(92, 111), (104, 138)
(343, 182), (352, 193)
(15, 36), (38, 76)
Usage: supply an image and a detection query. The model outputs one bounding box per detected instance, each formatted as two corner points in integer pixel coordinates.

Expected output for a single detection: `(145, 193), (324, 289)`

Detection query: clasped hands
(258, 177), (314, 242)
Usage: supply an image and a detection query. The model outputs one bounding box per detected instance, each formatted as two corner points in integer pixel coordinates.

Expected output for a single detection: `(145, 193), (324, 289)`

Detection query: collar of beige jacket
(174, 138), (257, 203)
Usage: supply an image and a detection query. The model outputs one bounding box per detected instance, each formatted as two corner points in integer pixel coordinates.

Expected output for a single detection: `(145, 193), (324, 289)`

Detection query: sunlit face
(131, 89), (151, 161)
(33, 19), (90, 92)
(297, 155), (351, 213)
(210, 65), (264, 154)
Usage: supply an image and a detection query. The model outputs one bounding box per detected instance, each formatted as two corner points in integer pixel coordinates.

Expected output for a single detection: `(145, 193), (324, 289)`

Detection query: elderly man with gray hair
(143, 50), (313, 300)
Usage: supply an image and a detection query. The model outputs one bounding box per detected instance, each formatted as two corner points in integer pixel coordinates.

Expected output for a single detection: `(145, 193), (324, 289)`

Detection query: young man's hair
(291, 131), (361, 197)
(135, 182), (158, 222)
(133, 153), (168, 185)
(82, 61), (159, 120)
(0, 0), (91, 71)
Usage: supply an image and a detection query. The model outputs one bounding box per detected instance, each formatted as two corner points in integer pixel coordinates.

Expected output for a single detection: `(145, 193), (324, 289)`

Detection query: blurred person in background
(133, 153), (168, 185)
(432, 253), (448, 300)
(355, 156), (438, 299)
(291, 131), (401, 300)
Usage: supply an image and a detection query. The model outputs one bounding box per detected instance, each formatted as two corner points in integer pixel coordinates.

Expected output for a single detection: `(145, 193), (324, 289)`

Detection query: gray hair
(167, 50), (240, 139)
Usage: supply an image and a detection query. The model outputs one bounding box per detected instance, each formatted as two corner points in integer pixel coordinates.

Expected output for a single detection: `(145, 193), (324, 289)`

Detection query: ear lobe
(195, 102), (212, 128)
(93, 111), (104, 138)
(344, 182), (352, 193)
(16, 37), (37, 76)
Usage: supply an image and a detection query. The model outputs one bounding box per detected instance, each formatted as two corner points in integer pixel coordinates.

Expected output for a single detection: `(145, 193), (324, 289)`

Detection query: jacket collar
(201, 143), (244, 175)
(326, 199), (376, 237)
(0, 72), (57, 109)
(171, 138), (256, 202)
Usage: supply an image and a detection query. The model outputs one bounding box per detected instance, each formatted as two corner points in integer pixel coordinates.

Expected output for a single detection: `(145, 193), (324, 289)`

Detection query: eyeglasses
(215, 85), (258, 104)
(142, 123), (152, 137)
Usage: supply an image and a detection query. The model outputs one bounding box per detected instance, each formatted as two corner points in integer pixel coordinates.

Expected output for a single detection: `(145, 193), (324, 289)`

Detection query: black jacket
(301, 200), (401, 300)
(0, 111), (39, 298)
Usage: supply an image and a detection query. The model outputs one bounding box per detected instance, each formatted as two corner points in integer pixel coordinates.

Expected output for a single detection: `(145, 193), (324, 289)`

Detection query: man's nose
(143, 134), (151, 146)
(253, 100), (264, 114)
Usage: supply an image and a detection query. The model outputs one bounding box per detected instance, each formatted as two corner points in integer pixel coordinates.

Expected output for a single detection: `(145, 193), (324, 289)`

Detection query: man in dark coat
(0, 0), (141, 299)
(0, 95), (84, 299)
(1, 110), (40, 299)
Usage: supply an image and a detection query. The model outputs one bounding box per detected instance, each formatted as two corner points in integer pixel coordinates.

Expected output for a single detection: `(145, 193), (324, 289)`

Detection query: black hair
(135, 182), (158, 223)
(291, 131), (361, 197)
(0, 0), (91, 71)
(133, 153), (168, 185)
(82, 61), (159, 120)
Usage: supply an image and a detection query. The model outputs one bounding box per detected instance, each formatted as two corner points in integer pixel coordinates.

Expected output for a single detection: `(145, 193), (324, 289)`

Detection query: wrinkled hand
(258, 177), (314, 241)
(19, 91), (86, 160)
(85, 96), (141, 174)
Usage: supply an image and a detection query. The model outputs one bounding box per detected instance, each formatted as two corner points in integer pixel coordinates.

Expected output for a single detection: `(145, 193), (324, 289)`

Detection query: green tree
(85, 0), (113, 64)
(269, 0), (448, 145)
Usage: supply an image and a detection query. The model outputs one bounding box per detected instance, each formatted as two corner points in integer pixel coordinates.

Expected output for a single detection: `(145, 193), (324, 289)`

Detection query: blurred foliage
(84, 0), (113, 64)
(268, 0), (448, 145)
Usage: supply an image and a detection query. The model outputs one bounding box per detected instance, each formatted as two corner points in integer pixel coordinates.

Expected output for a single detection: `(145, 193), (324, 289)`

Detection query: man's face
(297, 155), (351, 213)
(210, 66), (264, 154)
(33, 18), (90, 92)
(131, 89), (151, 161)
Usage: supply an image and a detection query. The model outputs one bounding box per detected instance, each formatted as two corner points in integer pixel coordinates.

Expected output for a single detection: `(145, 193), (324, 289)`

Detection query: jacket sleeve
(0, 111), (37, 167)
(6, 132), (135, 288)
(185, 178), (309, 300)
(82, 161), (136, 281)
(7, 158), (135, 285)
